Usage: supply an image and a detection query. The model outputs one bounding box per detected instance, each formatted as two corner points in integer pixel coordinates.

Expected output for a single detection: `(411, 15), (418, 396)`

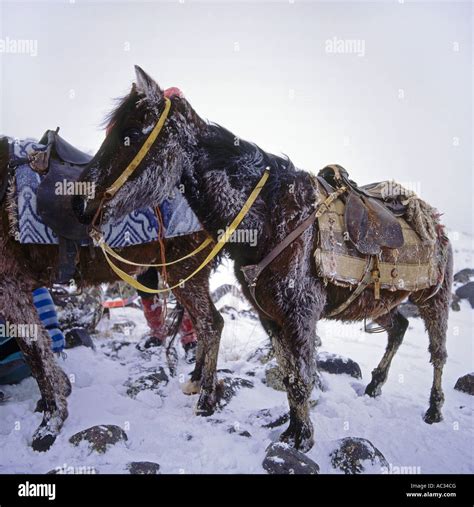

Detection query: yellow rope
(96, 235), (214, 268)
(98, 168), (271, 294)
(104, 97), (172, 199)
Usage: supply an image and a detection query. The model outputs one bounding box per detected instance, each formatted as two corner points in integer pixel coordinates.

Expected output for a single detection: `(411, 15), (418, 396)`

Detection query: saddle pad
(8, 138), (202, 246)
(314, 189), (439, 292)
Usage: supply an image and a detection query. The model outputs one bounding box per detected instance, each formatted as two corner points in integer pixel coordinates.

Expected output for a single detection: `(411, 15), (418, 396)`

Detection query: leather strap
(325, 256), (375, 317)
(241, 184), (347, 318)
(96, 168), (270, 294)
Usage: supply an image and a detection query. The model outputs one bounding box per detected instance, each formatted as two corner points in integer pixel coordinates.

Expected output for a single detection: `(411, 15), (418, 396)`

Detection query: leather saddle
(318, 164), (405, 255)
(34, 129), (94, 283)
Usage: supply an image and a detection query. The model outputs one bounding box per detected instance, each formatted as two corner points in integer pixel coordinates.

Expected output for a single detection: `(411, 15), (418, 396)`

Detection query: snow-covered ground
(0, 233), (472, 474)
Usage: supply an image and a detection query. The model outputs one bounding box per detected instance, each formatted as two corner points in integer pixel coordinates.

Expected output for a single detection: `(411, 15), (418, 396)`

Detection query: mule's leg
(170, 269), (224, 415)
(0, 281), (69, 451)
(411, 251), (452, 424)
(365, 310), (409, 398)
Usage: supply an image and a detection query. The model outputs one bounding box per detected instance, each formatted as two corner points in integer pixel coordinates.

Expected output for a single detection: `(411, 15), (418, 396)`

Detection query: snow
(0, 248), (473, 475)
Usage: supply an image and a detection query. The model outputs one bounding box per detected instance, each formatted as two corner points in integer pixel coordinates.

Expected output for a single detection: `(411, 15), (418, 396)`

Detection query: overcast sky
(0, 0), (472, 233)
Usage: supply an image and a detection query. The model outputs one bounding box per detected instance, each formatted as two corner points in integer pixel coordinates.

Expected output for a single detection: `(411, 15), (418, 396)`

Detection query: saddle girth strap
(241, 184), (347, 318)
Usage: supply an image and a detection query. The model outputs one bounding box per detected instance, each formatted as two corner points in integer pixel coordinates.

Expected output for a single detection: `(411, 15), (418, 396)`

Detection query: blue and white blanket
(8, 138), (202, 246)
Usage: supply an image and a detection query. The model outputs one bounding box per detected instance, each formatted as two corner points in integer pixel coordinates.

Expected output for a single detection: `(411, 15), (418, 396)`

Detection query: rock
(454, 268), (474, 284)
(126, 461), (160, 475)
(329, 437), (388, 474)
(125, 368), (169, 398)
(263, 442), (319, 475)
(65, 328), (95, 350)
(451, 294), (461, 312)
(227, 426), (252, 438)
(454, 373), (474, 395)
(398, 301), (420, 318)
(455, 282), (474, 308)
(263, 412), (290, 429)
(111, 320), (136, 335)
(52, 286), (104, 333)
(317, 352), (362, 379)
(217, 377), (254, 408)
(69, 425), (128, 454)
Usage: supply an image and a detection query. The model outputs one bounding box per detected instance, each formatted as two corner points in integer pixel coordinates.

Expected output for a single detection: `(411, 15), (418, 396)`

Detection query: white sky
(0, 0), (472, 233)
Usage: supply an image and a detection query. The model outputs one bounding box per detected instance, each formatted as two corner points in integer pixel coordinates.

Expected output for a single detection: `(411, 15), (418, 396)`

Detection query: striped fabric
(0, 318), (31, 384)
(32, 288), (65, 353)
(0, 288), (66, 385)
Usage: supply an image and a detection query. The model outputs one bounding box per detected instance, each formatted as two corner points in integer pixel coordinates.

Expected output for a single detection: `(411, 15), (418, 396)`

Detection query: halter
(104, 96), (172, 200)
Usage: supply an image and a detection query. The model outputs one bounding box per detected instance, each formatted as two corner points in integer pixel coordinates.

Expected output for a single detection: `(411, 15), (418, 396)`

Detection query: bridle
(90, 96), (172, 231)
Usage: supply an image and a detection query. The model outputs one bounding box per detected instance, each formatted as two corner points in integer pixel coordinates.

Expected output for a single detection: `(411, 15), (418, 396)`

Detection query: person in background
(136, 268), (198, 364)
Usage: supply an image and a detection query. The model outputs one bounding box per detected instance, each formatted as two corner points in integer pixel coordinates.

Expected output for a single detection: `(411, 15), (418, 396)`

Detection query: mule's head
(74, 66), (205, 224)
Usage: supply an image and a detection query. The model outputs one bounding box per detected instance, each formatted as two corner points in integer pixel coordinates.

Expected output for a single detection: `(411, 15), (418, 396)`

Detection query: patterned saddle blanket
(8, 138), (202, 246)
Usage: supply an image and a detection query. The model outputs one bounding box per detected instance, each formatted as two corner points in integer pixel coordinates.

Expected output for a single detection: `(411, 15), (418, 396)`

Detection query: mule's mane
(201, 124), (297, 177)
(101, 88), (139, 132)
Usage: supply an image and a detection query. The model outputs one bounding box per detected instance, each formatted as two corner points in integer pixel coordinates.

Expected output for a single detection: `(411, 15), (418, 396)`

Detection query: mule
(75, 66), (453, 452)
(0, 138), (222, 452)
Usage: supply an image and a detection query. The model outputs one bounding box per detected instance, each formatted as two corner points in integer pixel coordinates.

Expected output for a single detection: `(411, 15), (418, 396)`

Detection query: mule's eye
(122, 128), (141, 145)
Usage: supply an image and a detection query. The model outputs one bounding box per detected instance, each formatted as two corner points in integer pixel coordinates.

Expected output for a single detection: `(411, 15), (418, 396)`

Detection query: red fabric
(180, 312), (197, 345)
(164, 87), (184, 99)
(141, 298), (166, 342)
(141, 298), (197, 345)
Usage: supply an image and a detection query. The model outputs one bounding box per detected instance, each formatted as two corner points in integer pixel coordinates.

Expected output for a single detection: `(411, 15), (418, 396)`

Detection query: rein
(91, 168), (271, 294)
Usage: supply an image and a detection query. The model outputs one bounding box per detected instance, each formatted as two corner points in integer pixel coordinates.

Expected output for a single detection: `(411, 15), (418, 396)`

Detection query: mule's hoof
(182, 380), (201, 396)
(365, 383), (382, 398)
(35, 398), (46, 413)
(279, 423), (314, 453)
(195, 390), (217, 417)
(423, 408), (443, 424)
(32, 433), (56, 452)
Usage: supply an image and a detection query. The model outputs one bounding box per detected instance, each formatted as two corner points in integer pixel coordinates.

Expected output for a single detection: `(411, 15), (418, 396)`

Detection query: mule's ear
(134, 65), (164, 104)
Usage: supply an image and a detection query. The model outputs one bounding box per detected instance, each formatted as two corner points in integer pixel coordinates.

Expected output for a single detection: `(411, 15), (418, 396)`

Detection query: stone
(111, 320), (137, 334)
(69, 425), (128, 454)
(125, 368), (169, 398)
(227, 426), (252, 438)
(329, 437), (388, 474)
(455, 282), (474, 308)
(451, 294), (461, 312)
(217, 376), (254, 408)
(65, 328), (95, 350)
(52, 286), (104, 333)
(317, 352), (362, 379)
(263, 442), (319, 475)
(126, 461), (160, 474)
(454, 373), (474, 395)
(453, 268), (474, 284)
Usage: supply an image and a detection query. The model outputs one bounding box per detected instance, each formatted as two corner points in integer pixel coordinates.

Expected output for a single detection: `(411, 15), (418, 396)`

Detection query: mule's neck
(180, 125), (296, 252)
